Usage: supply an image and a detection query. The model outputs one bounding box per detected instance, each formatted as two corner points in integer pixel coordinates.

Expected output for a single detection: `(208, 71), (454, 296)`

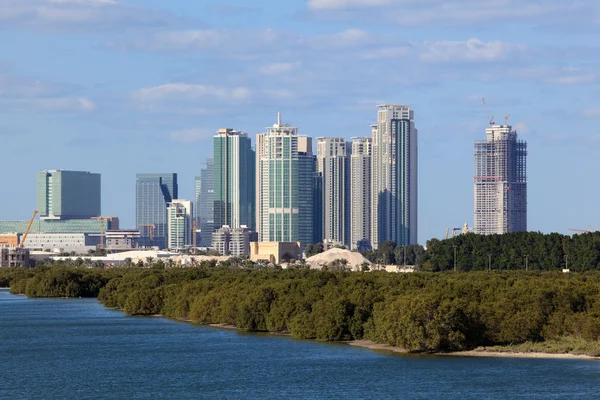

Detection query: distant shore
(347, 340), (600, 360)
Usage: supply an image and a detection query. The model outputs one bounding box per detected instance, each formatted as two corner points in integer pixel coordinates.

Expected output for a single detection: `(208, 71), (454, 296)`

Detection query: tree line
(2, 265), (600, 354)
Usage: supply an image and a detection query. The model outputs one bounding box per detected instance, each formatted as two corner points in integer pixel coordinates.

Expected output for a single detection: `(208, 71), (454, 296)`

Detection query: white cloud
(133, 83), (251, 103)
(259, 62), (299, 75)
(582, 107), (600, 118)
(308, 0), (396, 10)
(169, 129), (212, 143)
(420, 38), (527, 63)
(109, 29), (293, 56)
(548, 74), (596, 85)
(14, 97), (96, 112)
(0, 0), (186, 32)
(307, 0), (597, 28)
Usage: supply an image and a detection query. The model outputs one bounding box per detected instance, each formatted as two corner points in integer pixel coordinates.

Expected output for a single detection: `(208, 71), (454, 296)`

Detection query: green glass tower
(256, 113), (314, 246)
(213, 129), (255, 231)
(36, 170), (101, 220)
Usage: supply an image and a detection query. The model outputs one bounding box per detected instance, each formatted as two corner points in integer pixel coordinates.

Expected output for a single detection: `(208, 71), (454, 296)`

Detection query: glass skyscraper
(256, 113), (314, 246)
(36, 170), (101, 220)
(136, 173), (178, 249)
(167, 200), (193, 249)
(317, 137), (349, 246)
(474, 124), (527, 234)
(197, 159), (214, 248)
(371, 105), (418, 248)
(213, 129), (255, 231)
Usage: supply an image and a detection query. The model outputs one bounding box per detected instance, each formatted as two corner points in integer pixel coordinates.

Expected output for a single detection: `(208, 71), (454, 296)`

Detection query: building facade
(21, 233), (99, 253)
(371, 105), (418, 248)
(105, 230), (140, 251)
(196, 160), (214, 248)
(213, 129), (255, 231)
(136, 173), (178, 249)
(211, 225), (257, 257)
(37, 170), (101, 220)
(317, 137), (349, 246)
(256, 113), (314, 246)
(167, 200), (193, 250)
(349, 136), (372, 250)
(474, 124), (527, 234)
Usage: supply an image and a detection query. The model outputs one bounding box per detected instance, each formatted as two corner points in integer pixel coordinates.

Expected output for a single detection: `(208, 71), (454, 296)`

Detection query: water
(1, 289), (599, 400)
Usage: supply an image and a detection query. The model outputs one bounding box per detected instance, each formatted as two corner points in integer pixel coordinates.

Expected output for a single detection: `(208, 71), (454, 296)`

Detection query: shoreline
(347, 340), (600, 360)
(7, 291), (600, 360)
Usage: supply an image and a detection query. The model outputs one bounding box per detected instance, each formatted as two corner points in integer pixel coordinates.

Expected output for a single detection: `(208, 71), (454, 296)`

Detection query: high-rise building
(317, 137), (348, 246)
(37, 170), (101, 220)
(474, 124), (527, 234)
(167, 200), (193, 249)
(349, 136), (372, 250)
(213, 128), (255, 231)
(371, 104), (418, 248)
(256, 113), (315, 246)
(196, 160), (214, 248)
(194, 175), (201, 227)
(136, 173), (178, 249)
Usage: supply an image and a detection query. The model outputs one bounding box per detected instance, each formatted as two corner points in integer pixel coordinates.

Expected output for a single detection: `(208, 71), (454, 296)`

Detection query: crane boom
(20, 210), (38, 248)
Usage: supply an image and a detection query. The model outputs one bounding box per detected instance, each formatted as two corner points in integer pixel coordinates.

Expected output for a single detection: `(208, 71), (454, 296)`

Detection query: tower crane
(504, 114), (511, 125)
(19, 210), (38, 248)
(92, 216), (117, 250)
(482, 97), (495, 125)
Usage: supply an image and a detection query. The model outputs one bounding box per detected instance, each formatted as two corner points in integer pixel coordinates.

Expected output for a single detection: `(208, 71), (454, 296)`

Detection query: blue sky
(1, 0), (600, 244)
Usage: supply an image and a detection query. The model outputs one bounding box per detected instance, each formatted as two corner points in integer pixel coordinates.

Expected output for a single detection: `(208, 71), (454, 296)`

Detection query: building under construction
(0, 248), (31, 268)
(474, 124), (527, 235)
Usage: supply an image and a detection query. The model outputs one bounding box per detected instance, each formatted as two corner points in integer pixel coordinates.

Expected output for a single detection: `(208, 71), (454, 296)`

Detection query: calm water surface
(1, 289), (599, 399)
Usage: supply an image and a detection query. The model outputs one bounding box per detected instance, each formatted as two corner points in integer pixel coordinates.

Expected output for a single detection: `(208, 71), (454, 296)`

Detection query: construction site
(474, 101), (528, 235)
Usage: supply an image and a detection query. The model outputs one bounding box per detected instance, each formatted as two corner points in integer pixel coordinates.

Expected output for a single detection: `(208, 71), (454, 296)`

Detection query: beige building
(249, 242), (302, 264)
(0, 234), (19, 248)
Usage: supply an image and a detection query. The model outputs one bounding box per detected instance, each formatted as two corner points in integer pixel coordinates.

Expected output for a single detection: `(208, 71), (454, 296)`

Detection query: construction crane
(19, 210), (38, 248)
(482, 97), (495, 126)
(569, 225), (594, 234)
(504, 114), (511, 125)
(141, 224), (155, 246)
(92, 216), (117, 249)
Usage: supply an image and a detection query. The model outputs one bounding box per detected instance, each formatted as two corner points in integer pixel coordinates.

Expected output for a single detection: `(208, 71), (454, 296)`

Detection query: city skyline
(2, 0), (599, 243)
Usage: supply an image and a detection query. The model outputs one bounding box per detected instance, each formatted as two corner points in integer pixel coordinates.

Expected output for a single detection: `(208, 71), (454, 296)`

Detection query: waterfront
(1, 289), (599, 399)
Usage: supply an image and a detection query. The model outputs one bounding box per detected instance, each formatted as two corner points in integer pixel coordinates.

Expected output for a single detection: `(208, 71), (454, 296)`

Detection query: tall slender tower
(371, 104), (418, 248)
(256, 113), (314, 245)
(197, 159), (214, 248)
(317, 137), (348, 245)
(349, 136), (372, 250)
(213, 129), (255, 231)
(136, 173), (178, 249)
(167, 200), (193, 249)
(474, 124), (527, 234)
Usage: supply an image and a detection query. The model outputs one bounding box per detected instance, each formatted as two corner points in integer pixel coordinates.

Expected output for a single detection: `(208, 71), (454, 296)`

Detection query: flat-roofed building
(37, 170), (101, 220)
(249, 241), (302, 264)
(105, 230), (140, 250)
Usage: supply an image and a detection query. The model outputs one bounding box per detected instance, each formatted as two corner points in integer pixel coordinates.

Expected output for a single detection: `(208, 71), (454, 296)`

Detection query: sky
(1, 0), (600, 244)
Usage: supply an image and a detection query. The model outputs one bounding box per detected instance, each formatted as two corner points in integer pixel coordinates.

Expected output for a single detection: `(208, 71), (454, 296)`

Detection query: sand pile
(306, 248), (371, 271)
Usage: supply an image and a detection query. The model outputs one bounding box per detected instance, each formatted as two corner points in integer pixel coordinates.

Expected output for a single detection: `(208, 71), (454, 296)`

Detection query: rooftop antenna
(277, 112), (282, 126)
(482, 98), (495, 125)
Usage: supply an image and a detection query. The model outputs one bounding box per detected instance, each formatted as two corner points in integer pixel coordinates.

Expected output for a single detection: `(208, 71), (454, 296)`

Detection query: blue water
(1, 289), (599, 399)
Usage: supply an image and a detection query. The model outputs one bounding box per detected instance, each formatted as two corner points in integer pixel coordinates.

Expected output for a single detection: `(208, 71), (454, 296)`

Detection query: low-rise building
(0, 234), (19, 248)
(21, 233), (99, 253)
(249, 242), (302, 264)
(0, 248), (31, 267)
(212, 225), (257, 256)
(105, 230), (140, 251)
